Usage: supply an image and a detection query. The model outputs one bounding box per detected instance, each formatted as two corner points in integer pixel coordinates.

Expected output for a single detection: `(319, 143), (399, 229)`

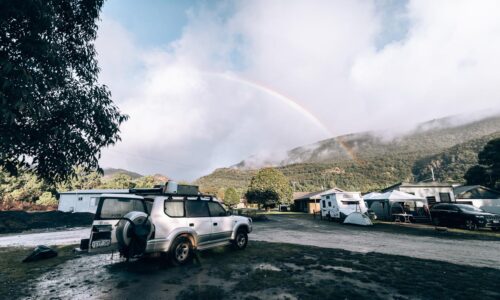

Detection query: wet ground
(253, 214), (500, 269)
(6, 241), (500, 300)
(2, 214), (499, 269)
(1, 214), (500, 299)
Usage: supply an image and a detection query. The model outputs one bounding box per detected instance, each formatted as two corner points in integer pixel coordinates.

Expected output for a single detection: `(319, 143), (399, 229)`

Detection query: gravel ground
(252, 215), (500, 269)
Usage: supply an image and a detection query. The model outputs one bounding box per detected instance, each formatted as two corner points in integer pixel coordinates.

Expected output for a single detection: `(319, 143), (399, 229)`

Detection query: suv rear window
(165, 201), (185, 217)
(185, 200), (210, 217)
(99, 198), (146, 219)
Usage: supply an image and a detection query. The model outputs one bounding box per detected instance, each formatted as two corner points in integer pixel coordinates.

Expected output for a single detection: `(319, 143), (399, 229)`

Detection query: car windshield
(456, 204), (483, 212)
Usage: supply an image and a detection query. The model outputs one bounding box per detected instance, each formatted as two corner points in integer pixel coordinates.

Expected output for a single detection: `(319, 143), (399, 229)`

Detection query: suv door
(208, 201), (233, 242)
(89, 195), (147, 252)
(185, 200), (213, 246)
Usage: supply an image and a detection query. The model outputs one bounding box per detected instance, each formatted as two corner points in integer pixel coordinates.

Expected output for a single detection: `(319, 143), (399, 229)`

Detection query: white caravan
(320, 192), (372, 226)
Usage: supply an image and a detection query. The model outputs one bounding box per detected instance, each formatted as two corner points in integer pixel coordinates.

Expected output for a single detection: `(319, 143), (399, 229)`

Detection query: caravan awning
(365, 190), (425, 201)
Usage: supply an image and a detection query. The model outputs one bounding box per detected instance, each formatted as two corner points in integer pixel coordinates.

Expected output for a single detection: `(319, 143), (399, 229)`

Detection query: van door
(185, 200), (213, 246)
(208, 201), (233, 242)
(89, 195), (146, 252)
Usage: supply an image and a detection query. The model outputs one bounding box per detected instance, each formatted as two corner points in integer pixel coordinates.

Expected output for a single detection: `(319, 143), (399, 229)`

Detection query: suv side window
(185, 200), (210, 218)
(164, 201), (185, 217)
(208, 202), (226, 217)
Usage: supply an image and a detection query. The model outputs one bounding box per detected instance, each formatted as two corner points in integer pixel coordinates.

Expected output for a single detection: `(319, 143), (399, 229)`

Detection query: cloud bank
(96, 0), (500, 180)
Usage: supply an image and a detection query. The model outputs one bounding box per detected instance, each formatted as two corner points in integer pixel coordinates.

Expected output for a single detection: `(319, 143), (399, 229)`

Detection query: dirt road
(252, 215), (500, 269)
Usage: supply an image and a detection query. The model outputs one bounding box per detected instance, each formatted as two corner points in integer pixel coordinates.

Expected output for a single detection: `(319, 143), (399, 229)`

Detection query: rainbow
(202, 71), (361, 163)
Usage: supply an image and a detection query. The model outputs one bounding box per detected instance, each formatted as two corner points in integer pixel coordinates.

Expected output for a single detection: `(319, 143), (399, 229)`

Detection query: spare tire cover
(115, 211), (154, 250)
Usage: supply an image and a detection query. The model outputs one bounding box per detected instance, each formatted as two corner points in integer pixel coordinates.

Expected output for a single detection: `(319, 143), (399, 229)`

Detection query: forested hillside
(196, 115), (500, 193)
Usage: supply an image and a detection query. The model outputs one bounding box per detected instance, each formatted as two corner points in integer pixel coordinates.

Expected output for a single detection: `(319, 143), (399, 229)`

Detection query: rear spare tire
(115, 211), (153, 259)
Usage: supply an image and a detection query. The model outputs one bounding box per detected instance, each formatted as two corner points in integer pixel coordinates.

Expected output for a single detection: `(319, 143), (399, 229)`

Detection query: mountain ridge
(197, 114), (500, 193)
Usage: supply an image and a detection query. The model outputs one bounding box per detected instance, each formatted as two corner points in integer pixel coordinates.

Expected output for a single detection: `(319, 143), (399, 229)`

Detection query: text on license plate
(91, 239), (111, 248)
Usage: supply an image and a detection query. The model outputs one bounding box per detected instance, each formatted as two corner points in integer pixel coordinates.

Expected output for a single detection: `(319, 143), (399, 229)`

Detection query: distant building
(293, 188), (344, 213)
(382, 182), (456, 206)
(58, 189), (130, 213)
(454, 185), (500, 214)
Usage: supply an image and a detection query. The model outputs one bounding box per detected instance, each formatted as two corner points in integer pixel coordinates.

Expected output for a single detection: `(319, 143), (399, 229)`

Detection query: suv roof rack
(128, 188), (215, 201)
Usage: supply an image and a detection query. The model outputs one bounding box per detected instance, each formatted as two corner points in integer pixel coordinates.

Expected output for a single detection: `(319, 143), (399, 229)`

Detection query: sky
(96, 0), (500, 180)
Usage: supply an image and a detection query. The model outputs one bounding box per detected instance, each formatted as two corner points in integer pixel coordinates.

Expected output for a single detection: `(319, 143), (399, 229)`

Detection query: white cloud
(96, 0), (500, 180)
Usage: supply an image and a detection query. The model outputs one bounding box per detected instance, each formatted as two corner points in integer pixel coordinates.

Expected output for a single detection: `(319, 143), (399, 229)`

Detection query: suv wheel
(170, 236), (193, 265)
(232, 230), (248, 250)
(465, 220), (478, 231)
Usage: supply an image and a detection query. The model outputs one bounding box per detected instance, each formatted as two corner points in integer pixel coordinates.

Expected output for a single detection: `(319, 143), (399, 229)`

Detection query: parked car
(83, 192), (252, 265)
(430, 203), (500, 231)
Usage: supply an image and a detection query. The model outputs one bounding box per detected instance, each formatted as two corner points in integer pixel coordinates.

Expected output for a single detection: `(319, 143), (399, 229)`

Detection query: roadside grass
(0, 245), (78, 299)
(4, 241), (500, 299)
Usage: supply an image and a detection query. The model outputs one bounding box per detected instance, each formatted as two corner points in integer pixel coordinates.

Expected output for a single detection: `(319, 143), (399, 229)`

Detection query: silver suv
(83, 191), (252, 265)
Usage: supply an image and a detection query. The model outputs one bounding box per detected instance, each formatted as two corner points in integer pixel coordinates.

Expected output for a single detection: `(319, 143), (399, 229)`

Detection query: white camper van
(320, 192), (369, 222)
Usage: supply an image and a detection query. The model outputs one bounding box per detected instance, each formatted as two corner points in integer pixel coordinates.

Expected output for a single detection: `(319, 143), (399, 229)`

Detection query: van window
(99, 198), (146, 219)
(164, 201), (184, 217)
(185, 201), (210, 218)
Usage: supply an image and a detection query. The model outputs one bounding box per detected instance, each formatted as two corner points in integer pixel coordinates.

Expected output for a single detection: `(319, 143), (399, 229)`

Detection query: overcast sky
(96, 0), (500, 180)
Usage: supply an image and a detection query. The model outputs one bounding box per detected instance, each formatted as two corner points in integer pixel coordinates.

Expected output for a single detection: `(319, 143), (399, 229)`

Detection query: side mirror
(226, 210), (232, 216)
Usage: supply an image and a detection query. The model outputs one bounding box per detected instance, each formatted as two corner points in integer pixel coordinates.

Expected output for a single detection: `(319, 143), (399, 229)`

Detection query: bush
(36, 192), (58, 207)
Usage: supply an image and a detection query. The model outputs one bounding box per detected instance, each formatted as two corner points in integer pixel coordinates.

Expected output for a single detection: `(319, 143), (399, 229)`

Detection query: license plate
(493, 220), (499, 223)
(91, 239), (111, 248)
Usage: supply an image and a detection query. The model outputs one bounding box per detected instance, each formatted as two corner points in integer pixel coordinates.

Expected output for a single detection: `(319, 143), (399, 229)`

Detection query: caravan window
(439, 193), (451, 203)
(328, 201), (332, 207)
(322, 200), (326, 207)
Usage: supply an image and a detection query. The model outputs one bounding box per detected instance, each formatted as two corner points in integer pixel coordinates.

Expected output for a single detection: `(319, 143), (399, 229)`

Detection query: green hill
(196, 115), (500, 193)
(102, 168), (143, 179)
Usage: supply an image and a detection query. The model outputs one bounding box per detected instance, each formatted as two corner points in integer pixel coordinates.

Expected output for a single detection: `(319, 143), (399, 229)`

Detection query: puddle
(303, 255), (318, 261)
(323, 265), (361, 273)
(254, 263), (282, 271)
(283, 262), (305, 271)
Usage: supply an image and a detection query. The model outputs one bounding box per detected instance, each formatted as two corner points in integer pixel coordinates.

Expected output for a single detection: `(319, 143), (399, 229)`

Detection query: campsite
(3, 0), (500, 299)
(1, 213), (500, 299)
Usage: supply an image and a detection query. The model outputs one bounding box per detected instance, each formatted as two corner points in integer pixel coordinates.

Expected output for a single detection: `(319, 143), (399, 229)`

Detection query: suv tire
(232, 229), (248, 250)
(170, 236), (193, 266)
